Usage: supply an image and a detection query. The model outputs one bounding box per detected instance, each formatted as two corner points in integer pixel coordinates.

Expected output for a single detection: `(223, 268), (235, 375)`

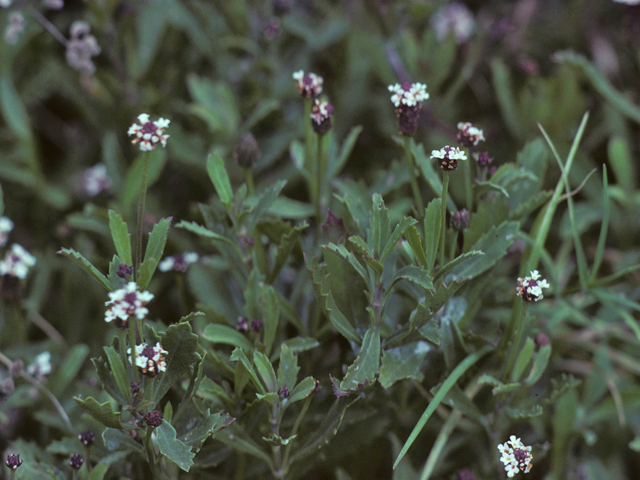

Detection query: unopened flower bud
(9, 360), (23, 376)
(130, 381), (140, 394)
(310, 99), (334, 135)
(0, 378), (15, 395)
(78, 430), (95, 447)
(116, 263), (132, 278)
(474, 151), (493, 167)
(143, 410), (164, 429)
(68, 453), (84, 470)
(450, 208), (470, 231)
(250, 319), (263, 331)
(234, 133), (260, 168)
(456, 469), (477, 480)
(278, 386), (290, 398)
(5, 453), (23, 471)
(535, 332), (550, 348)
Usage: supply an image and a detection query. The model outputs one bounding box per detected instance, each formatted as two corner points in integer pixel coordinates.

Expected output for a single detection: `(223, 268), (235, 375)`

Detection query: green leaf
(389, 265), (433, 290)
(253, 351), (277, 392)
(288, 376), (316, 403)
(511, 337), (535, 382)
(202, 324), (254, 351)
(339, 328), (380, 391)
(181, 411), (234, 452)
(524, 345), (551, 386)
(371, 193), (390, 257)
(0, 76), (31, 140)
(103, 428), (145, 454)
(121, 148), (167, 213)
(424, 198), (442, 271)
(87, 463), (109, 480)
(348, 235), (374, 259)
(304, 253), (361, 344)
(380, 217), (417, 262)
(277, 344), (299, 392)
(505, 405), (543, 419)
(322, 243), (370, 288)
(261, 286), (280, 355)
(491, 59), (524, 138)
(244, 180), (287, 234)
(230, 347), (266, 395)
(329, 125), (364, 177)
(108, 210), (132, 267)
(176, 220), (244, 258)
(379, 341), (431, 389)
(207, 153), (234, 208)
(280, 337), (319, 355)
(589, 165), (610, 284)
(156, 421), (196, 472)
(103, 346), (131, 403)
(137, 216), (172, 290)
(403, 224), (428, 268)
(74, 397), (123, 429)
(551, 387), (579, 477)
(152, 322), (201, 401)
(268, 223), (307, 283)
(49, 344), (89, 396)
(92, 356), (127, 405)
(212, 421), (271, 464)
(56, 247), (112, 292)
(473, 180), (509, 200)
(393, 345), (493, 468)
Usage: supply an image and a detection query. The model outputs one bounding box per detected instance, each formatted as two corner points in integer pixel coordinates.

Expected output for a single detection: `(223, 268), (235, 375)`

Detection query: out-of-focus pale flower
(42, 0), (63, 9)
(104, 282), (154, 328)
(516, 270), (550, 302)
(158, 252), (199, 273)
(66, 21), (101, 75)
(613, 0), (640, 5)
(0, 0), (13, 8)
(310, 99), (334, 135)
(0, 217), (14, 247)
(292, 70), (323, 98)
(0, 244), (36, 279)
(387, 82), (429, 136)
(127, 114), (170, 152)
(128, 342), (168, 377)
(456, 122), (485, 147)
(26, 351), (52, 377)
(4, 12), (25, 45)
(497, 436), (533, 478)
(431, 146), (467, 171)
(81, 163), (112, 196)
(430, 2), (476, 44)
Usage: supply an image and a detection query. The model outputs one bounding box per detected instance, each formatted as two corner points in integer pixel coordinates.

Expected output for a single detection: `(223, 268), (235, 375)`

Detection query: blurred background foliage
(1, 0), (640, 479)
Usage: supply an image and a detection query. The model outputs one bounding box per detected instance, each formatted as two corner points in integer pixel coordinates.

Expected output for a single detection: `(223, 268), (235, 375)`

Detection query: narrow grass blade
(588, 165), (610, 284)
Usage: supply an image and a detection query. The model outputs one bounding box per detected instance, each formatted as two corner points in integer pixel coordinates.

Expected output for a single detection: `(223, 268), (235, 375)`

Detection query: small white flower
(0, 216), (14, 247)
(27, 351), (52, 377)
(498, 436), (533, 477)
(457, 121), (485, 147)
(431, 146), (467, 171)
(293, 70), (323, 98)
(613, 0), (640, 4)
(81, 163), (112, 196)
(104, 282), (154, 326)
(0, 244), (36, 279)
(430, 2), (476, 44)
(387, 82), (429, 108)
(127, 114), (170, 152)
(128, 342), (168, 377)
(0, 0), (12, 7)
(516, 270), (550, 302)
(158, 252), (199, 272)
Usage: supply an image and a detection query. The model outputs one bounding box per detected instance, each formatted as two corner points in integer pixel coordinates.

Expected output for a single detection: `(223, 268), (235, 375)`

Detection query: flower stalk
(404, 137), (424, 215)
(439, 171), (450, 269)
(135, 151), (151, 281)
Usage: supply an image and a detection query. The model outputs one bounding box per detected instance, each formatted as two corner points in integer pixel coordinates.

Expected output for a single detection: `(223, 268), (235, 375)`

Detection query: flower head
(0, 217), (14, 247)
(128, 342), (168, 377)
(4, 12), (24, 45)
(310, 99), (334, 135)
(81, 163), (112, 196)
(78, 430), (95, 446)
(66, 20), (101, 76)
(0, 244), (36, 279)
(516, 270), (550, 302)
(68, 453), (84, 470)
(387, 82), (429, 136)
(474, 151), (493, 167)
(234, 132), (260, 168)
(457, 122), (485, 147)
(430, 2), (476, 44)
(5, 453), (23, 471)
(497, 436), (533, 477)
(158, 252), (199, 273)
(127, 114), (170, 152)
(143, 409), (164, 428)
(104, 282), (154, 328)
(450, 208), (470, 231)
(431, 146), (467, 171)
(27, 351), (52, 378)
(292, 70), (323, 98)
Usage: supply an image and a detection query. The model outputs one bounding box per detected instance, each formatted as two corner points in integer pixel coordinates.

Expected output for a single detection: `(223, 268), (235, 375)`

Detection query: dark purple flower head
(116, 263), (132, 278)
(143, 410), (164, 429)
(474, 151), (493, 167)
(293, 70), (323, 98)
(456, 122), (485, 147)
(310, 100), (334, 135)
(234, 132), (260, 168)
(250, 318), (263, 331)
(388, 82), (428, 136)
(5, 454), (23, 470)
(450, 209), (470, 231)
(78, 430), (95, 446)
(278, 386), (290, 398)
(68, 453), (84, 470)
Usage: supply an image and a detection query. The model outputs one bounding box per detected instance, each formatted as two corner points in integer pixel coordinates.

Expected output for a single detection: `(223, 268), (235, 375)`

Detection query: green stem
(244, 167), (254, 197)
(304, 99), (316, 209)
(144, 427), (165, 480)
(282, 395), (312, 469)
(135, 151), (151, 281)
(129, 317), (139, 383)
(118, 329), (130, 394)
(503, 302), (529, 381)
(315, 133), (325, 224)
(404, 136), (424, 215)
(439, 172), (450, 269)
(84, 446), (92, 473)
(463, 151), (473, 212)
(449, 231), (457, 261)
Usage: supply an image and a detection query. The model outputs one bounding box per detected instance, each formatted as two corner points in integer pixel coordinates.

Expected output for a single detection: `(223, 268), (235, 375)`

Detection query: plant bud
(234, 133), (260, 168)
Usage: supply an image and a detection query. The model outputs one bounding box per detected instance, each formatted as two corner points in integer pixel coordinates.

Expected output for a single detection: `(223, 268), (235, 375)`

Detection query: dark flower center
(123, 292), (138, 304)
(140, 122), (157, 134)
(141, 346), (155, 359)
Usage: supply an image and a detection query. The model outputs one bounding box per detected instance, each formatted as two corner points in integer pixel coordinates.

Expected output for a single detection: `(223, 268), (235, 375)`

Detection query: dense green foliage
(1, 1), (640, 479)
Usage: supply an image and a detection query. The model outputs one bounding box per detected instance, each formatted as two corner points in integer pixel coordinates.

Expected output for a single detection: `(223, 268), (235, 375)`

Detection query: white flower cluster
(431, 146), (467, 161)
(0, 244), (36, 279)
(26, 351), (52, 378)
(128, 342), (168, 377)
(516, 270), (550, 302)
(310, 100), (334, 125)
(457, 121), (485, 146)
(0, 217), (14, 247)
(104, 282), (154, 324)
(82, 163), (112, 197)
(127, 114), (170, 152)
(498, 436), (533, 478)
(292, 70), (323, 98)
(430, 2), (476, 44)
(613, 0), (640, 4)
(387, 82), (429, 108)
(158, 252), (199, 273)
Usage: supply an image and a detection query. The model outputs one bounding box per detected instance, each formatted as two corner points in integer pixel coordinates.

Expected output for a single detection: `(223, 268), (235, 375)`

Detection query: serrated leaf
(379, 341), (430, 389)
(348, 235), (374, 258)
(207, 153), (234, 208)
(230, 347), (265, 395)
(245, 180), (287, 234)
(390, 265), (433, 290)
(267, 223), (307, 283)
(339, 328), (380, 391)
(424, 198), (442, 271)
(152, 322), (201, 402)
(137, 217), (172, 290)
(202, 324), (253, 352)
(74, 396), (123, 429)
(545, 373), (581, 404)
(181, 411), (234, 451)
(505, 405), (543, 419)
(92, 356), (127, 405)
(380, 217), (417, 262)
(108, 210), (132, 266)
(277, 344), (299, 392)
(253, 351), (277, 392)
(288, 376), (316, 403)
(262, 434), (297, 446)
(403, 224), (428, 268)
(103, 346), (130, 403)
(57, 247), (112, 291)
(371, 193), (390, 257)
(156, 421), (195, 472)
